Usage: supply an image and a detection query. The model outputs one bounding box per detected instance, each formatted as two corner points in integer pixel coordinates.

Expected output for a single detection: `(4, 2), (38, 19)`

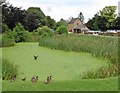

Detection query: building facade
(67, 18), (89, 34)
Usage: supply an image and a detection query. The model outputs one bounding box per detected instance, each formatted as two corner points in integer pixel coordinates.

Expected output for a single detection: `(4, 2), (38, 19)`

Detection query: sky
(6, 0), (119, 22)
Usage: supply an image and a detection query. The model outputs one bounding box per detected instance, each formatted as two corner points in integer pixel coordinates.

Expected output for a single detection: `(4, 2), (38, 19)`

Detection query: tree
(13, 23), (30, 42)
(46, 16), (56, 29)
(99, 6), (117, 29)
(55, 18), (67, 30)
(78, 12), (84, 23)
(38, 26), (53, 37)
(56, 26), (68, 35)
(24, 12), (40, 32)
(86, 6), (117, 31)
(2, 3), (26, 29)
(112, 17), (120, 30)
(24, 7), (47, 32)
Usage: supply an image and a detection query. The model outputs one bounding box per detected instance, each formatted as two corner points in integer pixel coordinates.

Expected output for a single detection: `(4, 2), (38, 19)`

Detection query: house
(67, 18), (89, 34)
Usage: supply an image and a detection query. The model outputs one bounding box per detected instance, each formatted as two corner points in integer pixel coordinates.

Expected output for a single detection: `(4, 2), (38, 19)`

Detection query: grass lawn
(2, 42), (118, 91)
(2, 77), (118, 91)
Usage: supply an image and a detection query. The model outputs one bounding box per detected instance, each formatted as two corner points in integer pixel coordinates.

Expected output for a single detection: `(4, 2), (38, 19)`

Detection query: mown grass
(2, 77), (118, 91)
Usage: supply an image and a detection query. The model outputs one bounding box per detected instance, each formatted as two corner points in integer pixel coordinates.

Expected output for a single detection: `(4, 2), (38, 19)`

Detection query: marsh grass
(82, 64), (118, 79)
(2, 58), (19, 80)
(39, 34), (118, 64)
(39, 34), (119, 78)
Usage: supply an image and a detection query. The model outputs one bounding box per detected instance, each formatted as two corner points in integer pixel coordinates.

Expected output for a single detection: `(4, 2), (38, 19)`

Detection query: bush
(56, 26), (68, 34)
(2, 58), (19, 80)
(2, 24), (10, 33)
(2, 33), (15, 47)
(38, 26), (53, 37)
(13, 23), (31, 42)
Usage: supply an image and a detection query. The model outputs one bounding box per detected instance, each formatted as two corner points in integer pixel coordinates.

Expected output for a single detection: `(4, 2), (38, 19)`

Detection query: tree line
(86, 6), (120, 31)
(2, 2), (120, 33)
(2, 2), (68, 33)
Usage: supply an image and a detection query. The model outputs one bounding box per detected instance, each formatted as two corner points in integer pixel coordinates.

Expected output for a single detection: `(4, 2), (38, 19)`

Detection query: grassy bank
(2, 77), (118, 91)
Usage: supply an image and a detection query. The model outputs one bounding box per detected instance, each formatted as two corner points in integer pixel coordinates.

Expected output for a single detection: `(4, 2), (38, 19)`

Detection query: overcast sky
(7, 0), (119, 22)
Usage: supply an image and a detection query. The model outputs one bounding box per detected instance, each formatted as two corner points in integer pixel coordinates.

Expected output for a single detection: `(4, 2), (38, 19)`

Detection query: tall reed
(39, 34), (118, 64)
(2, 58), (19, 80)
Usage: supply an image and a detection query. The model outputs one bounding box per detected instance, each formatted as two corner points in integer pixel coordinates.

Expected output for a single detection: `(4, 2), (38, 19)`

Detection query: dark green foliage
(86, 15), (107, 31)
(2, 24), (10, 33)
(78, 12), (84, 23)
(2, 33), (15, 47)
(56, 26), (68, 35)
(25, 7), (47, 32)
(46, 16), (56, 29)
(2, 58), (19, 80)
(38, 26), (53, 37)
(2, 3), (26, 29)
(82, 64), (118, 79)
(13, 23), (31, 42)
(86, 6), (117, 31)
(55, 19), (67, 30)
(112, 17), (120, 30)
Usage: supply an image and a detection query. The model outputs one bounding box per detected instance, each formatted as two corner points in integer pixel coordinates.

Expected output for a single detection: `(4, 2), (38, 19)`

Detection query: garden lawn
(2, 42), (118, 91)
(2, 77), (118, 91)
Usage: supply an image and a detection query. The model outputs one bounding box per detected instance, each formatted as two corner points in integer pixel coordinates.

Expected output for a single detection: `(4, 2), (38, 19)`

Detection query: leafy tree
(13, 23), (30, 42)
(112, 17), (120, 30)
(24, 7), (47, 32)
(98, 6), (117, 29)
(78, 12), (84, 23)
(38, 26), (53, 37)
(56, 26), (68, 35)
(46, 16), (56, 29)
(2, 3), (26, 29)
(86, 6), (117, 31)
(86, 18), (95, 30)
(55, 19), (67, 30)
(24, 12), (40, 32)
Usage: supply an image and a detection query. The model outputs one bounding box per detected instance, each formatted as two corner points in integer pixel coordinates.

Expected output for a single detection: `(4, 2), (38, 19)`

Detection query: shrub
(2, 33), (15, 47)
(38, 26), (53, 37)
(13, 23), (31, 42)
(2, 58), (19, 80)
(2, 24), (10, 33)
(56, 26), (68, 34)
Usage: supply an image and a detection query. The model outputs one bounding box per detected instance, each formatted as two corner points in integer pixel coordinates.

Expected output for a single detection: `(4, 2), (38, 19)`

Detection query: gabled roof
(69, 18), (78, 24)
